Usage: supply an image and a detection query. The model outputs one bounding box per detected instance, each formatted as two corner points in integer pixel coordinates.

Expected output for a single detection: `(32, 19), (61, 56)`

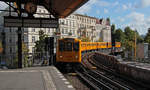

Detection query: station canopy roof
(1, 0), (89, 18)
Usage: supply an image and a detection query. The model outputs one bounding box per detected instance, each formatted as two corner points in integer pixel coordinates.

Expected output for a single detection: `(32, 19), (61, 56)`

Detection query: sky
(0, 0), (150, 35)
(76, 0), (150, 35)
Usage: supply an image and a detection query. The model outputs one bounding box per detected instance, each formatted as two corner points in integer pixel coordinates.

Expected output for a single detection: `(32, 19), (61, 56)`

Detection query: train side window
(73, 42), (79, 51)
(59, 41), (64, 51)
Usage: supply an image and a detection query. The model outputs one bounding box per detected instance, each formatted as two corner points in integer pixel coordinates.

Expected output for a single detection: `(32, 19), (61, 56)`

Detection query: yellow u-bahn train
(56, 38), (121, 64)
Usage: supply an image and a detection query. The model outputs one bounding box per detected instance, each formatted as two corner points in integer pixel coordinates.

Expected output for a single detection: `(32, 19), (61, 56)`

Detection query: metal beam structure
(0, 0), (89, 18)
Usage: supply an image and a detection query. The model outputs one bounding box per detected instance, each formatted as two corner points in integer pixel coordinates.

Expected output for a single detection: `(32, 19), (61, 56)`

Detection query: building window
(32, 47), (35, 53)
(66, 20), (68, 25)
(39, 9), (41, 13)
(10, 47), (12, 53)
(9, 38), (12, 43)
(48, 29), (50, 33)
(32, 36), (35, 43)
(9, 29), (12, 32)
(43, 10), (45, 13)
(32, 28), (35, 32)
(62, 28), (64, 34)
(72, 21), (74, 26)
(65, 29), (67, 34)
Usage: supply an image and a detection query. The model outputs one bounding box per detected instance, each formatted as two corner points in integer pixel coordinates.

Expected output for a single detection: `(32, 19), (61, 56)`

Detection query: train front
(56, 38), (81, 64)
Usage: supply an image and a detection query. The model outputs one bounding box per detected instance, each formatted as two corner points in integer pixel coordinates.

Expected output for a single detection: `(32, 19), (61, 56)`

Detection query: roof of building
(74, 13), (98, 19)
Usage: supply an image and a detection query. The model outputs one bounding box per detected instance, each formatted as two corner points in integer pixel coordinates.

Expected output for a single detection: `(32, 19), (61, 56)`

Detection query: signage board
(4, 16), (59, 28)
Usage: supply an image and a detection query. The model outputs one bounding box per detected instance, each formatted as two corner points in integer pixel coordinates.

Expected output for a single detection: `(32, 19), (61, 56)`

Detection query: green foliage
(144, 32), (150, 44)
(135, 31), (144, 43)
(97, 38), (103, 42)
(124, 27), (135, 41)
(81, 37), (91, 42)
(22, 42), (29, 67)
(106, 18), (110, 25)
(13, 56), (18, 68)
(111, 24), (115, 34)
(35, 30), (48, 53)
(0, 41), (2, 48)
(68, 32), (72, 36)
(111, 26), (143, 52)
(0, 41), (3, 53)
(115, 28), (125, 42)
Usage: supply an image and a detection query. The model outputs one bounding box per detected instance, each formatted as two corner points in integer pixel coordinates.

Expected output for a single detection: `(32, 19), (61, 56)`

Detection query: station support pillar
(18, 27), (22, 68)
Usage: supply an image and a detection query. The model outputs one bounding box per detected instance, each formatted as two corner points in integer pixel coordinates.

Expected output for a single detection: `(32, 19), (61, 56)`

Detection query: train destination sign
(4, 16), (59, 28)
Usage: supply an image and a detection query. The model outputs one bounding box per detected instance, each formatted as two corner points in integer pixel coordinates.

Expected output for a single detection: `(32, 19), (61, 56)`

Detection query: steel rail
(89, 53), (149, 89)
(90, 70), (131, 90)
(75, 70), (113, 90)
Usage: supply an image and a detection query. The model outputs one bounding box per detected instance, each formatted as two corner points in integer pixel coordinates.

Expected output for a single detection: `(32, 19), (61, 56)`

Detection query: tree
(124, 27), (143, 43)
(111, 24), (115, 34)
(144, 31), (150, 44)
(0, 41), (3, 53)
(106, 18), (110, 25)
(111, 24), (116, 46)
(115, 28), (125, 42)
(35, 30), (48, 53)
(124, 26), (135, 41)
(81, 37), (91, 42)
(13, 42), (29, 68)
(97, 38), (103, 42)
(135, 31), (144, 43)
(124, 27), (135, 51)
(68, 32), (72, 36)
(22, 42), (29, 67)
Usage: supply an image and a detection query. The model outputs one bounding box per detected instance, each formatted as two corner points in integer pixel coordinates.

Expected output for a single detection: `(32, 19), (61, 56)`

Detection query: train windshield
(59, 41), (72, 51)
(65, 42), (72, 51)
(59, 40), (79, 51)
(73, 42), (79, 51)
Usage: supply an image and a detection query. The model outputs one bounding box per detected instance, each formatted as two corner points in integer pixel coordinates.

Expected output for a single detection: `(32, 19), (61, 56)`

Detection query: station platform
(0, 66), (75, 90)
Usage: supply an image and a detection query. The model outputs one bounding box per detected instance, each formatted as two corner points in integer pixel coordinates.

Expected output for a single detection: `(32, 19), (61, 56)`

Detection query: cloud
(140, 0), (150, 7)
(96, 10), (100, 15)
(125, 12), (149, 35)
(76, 0), (98, 14)
(111, 19), (115, 23)
(122, 3), (133, 10)
(113, 2), (119, 6)
(127, 12), (145, 22)
(77, 0), (116, 14)
(104, 8), (108, 14)
(135, 0), (150, 8)
(122, 5), (128, 10)
(98, 1), (110, 7)
(117, 17), (125, 22)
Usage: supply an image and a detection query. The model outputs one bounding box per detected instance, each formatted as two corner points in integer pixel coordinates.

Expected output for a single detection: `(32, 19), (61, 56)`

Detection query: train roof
(59, 38), (80, 41)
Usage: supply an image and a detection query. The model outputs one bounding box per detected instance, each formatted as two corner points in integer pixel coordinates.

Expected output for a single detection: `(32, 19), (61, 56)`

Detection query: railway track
(75, 70), (112, 90)
(75, 63), (132, 90)
(73, 53), (132, 90)
(88, 52), (149, 90)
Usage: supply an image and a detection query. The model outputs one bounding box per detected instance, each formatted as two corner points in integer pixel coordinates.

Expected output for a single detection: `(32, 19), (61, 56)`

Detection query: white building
(96, 19), (111, 42)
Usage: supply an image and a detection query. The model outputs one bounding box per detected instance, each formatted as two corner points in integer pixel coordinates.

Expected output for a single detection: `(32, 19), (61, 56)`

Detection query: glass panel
(73, 42), (79, 51)
(65, 42), (72, 51)
(59, 41), (64, 51)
